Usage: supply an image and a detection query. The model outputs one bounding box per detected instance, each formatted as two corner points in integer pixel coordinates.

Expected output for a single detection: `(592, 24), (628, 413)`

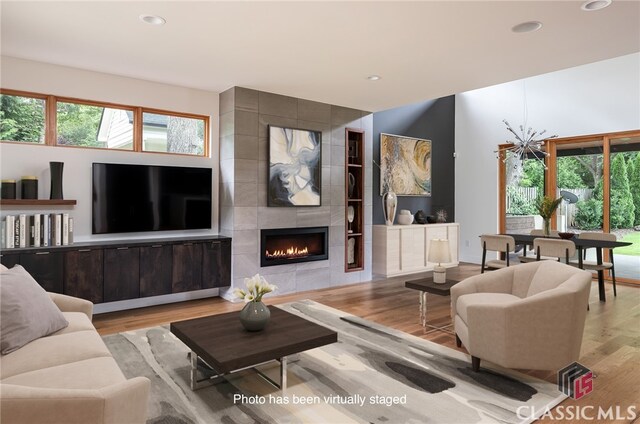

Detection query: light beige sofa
(451, 260), (592, 371)
(0, 293), (150, 424)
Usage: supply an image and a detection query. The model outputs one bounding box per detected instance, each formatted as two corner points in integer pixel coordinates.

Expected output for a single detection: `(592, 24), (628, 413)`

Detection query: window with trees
(142, 112), (205, 155)
(0, 93), (46, 144)
(57, 101), (134, 150)
(0, 89), (209, 157)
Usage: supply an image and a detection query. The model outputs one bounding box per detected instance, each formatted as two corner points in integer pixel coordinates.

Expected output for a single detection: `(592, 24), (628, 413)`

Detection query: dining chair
(570, 232), (617, 297)
(533, 238), (576, 264)
(518, 229), (561, 263)
(480, 234), (515, 273)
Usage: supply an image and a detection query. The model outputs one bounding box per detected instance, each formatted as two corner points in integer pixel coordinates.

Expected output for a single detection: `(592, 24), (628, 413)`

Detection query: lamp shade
(428, 239), (451, 264)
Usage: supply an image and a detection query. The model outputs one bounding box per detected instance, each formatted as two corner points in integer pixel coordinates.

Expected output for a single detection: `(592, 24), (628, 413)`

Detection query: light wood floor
(94, 264), (640, 423)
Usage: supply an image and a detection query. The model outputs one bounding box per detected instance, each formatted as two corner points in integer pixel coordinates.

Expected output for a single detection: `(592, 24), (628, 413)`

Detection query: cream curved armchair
(451, 261), (592, 371)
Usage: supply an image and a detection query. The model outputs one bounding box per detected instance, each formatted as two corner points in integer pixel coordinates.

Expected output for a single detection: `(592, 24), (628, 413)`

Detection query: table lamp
(429, 239), (451, 284)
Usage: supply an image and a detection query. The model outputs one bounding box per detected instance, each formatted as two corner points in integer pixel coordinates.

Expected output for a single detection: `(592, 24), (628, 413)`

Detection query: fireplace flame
(265, 246), (309, 259)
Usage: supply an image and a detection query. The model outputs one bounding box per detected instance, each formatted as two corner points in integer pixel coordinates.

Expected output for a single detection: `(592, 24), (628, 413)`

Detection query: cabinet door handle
(151, 245), (163, 248)
(36, 251), (50, 255)
(183, 243), (193, 246)
(78, 249), (92, 252)
(117, 247), (129, 250)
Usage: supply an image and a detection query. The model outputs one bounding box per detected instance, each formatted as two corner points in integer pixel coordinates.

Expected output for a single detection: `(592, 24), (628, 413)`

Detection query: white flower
(244, 275), (257, 293)
(233, 288), (246, 300)
(240, 274), (276, 302)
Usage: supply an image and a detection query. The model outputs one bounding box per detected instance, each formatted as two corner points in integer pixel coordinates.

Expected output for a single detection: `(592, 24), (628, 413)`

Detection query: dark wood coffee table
(170, 306), (337, 391)
(405, 277), (459, 334)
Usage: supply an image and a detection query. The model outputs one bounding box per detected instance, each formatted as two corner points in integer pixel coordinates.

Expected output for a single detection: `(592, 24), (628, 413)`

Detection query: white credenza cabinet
(372, 223), (459, 277)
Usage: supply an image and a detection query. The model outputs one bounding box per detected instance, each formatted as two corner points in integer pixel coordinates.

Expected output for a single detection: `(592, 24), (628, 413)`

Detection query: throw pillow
(0, 263), (7, 272)
(0, 265), (69, 355)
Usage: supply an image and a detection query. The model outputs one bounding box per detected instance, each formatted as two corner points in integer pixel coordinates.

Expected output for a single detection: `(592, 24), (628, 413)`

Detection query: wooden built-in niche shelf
(345, 128), (365, 272)
(0, 199), (77, 206)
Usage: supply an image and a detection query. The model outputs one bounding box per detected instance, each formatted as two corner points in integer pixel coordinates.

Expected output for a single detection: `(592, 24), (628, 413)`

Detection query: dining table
(505, 233), (632, 302)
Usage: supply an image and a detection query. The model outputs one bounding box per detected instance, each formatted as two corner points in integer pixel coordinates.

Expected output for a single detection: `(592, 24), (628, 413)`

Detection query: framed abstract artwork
(268, 125), (322, 206)
(380, 133), (432, 196)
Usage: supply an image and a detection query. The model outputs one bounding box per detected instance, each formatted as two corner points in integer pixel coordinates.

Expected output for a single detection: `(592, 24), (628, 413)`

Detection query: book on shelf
(14, 216), (20, 248)
(62, 213), (69, 246)
(19, 214), (26, 248)
(43, 214), (50, 247)
(33, 214), (41, 248)
(3, 216), (15, 248)
(54, 214), (62, 247)
(68, 217), (74, 244)
(0, 213), (73, 249)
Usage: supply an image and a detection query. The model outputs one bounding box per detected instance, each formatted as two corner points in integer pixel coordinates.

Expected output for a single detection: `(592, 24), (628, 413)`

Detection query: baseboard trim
(94, 288), (222, 314)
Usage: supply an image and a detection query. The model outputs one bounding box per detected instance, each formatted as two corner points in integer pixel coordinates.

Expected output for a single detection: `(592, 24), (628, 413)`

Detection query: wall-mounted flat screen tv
(92, 163), (212, 234)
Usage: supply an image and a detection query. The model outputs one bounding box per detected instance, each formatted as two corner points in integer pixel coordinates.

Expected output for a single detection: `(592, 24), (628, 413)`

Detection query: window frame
(141, 107), (211, 157)
(0, 88), (210, 157)
(0, 88), (51, 145)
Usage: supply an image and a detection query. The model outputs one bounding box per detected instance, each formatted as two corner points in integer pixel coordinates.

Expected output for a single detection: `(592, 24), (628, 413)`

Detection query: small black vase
(414, 210), (427, 224)
(50, 162), (64, 200)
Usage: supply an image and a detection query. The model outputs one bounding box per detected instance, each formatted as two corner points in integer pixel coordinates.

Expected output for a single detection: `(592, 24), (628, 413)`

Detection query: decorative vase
(239, 301), (271, 332)
(414, 210), (427, 224)
(382, 191), (397, 226)
(49, 162), (64, 200)
(543, 218), (551, 236)
(347, 237), (356, 264)
(348, 173), (356, 198)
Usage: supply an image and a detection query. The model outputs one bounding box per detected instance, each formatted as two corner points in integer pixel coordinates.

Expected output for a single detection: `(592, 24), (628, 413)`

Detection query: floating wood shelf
(0, 199), (77, 206)
(347, 198), (362, 202)
(347, 163), (363, 168)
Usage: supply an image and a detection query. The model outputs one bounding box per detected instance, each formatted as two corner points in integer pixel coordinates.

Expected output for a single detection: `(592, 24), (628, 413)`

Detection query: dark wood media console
(0, 235), (231, 304)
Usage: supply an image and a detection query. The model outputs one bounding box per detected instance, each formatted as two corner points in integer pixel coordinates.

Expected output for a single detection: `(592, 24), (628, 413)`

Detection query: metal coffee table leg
(418, 292), (454, 334)
(189, 350), (290, 392)
(255, 356), (288, 392)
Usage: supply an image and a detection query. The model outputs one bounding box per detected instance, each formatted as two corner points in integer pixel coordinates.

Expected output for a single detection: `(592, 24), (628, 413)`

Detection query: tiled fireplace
(260, 227), (328, 267)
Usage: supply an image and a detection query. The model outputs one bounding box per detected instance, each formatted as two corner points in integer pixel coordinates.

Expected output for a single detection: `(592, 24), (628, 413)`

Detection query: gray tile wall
(219, 87), (373, 300)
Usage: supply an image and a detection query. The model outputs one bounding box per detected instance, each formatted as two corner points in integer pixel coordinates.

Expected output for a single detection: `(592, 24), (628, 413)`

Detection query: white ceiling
(1, 1), (639, 112)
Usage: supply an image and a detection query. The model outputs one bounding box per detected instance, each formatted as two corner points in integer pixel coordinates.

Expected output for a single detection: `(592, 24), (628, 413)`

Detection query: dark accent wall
(372, 96), (455, 225)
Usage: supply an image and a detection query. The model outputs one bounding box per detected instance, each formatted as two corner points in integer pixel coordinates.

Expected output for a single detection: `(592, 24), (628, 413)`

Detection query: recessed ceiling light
(581, 0), (612, 11)
(367, 75), (381, 81)
(511, 21), (543, 33)
(139, 15), (166, 26)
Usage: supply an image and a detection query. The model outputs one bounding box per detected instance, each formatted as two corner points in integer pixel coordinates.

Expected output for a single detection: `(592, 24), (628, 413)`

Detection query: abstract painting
(268, 125), (321, 206)
(380, 133), (431, 196)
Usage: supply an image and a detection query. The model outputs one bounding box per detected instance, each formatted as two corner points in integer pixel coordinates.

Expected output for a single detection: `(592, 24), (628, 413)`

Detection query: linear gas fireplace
(260, 227), (328, 267)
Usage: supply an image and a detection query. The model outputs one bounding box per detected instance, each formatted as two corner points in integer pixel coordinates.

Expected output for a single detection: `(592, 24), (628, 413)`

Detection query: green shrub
(574, 198), (603, 230)
(507, 186), (536, 215)
(629, 154), (640, 226)
(609, 154), (635, 229)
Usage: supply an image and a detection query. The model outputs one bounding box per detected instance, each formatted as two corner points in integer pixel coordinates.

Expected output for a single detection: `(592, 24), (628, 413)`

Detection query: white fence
(507, 187), (593, 226)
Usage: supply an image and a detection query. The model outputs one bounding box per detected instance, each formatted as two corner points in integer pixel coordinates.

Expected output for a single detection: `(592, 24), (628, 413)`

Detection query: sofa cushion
(0, 266), (69, 355)
(0, 263), (7, 271)
(52, 312), (96, 336)
(2, 357), (125, 390)
(0, 330), (112, 379)
(456, 293), (520, 324)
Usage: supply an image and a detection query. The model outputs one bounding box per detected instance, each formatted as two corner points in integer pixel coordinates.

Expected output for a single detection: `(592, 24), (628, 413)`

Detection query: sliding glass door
(609, 135), (640, 281)
(555, 139), (604, 235)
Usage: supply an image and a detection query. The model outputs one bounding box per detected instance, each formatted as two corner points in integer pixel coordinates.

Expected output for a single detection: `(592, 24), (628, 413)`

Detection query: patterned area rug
(103, 300), (565, 424)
